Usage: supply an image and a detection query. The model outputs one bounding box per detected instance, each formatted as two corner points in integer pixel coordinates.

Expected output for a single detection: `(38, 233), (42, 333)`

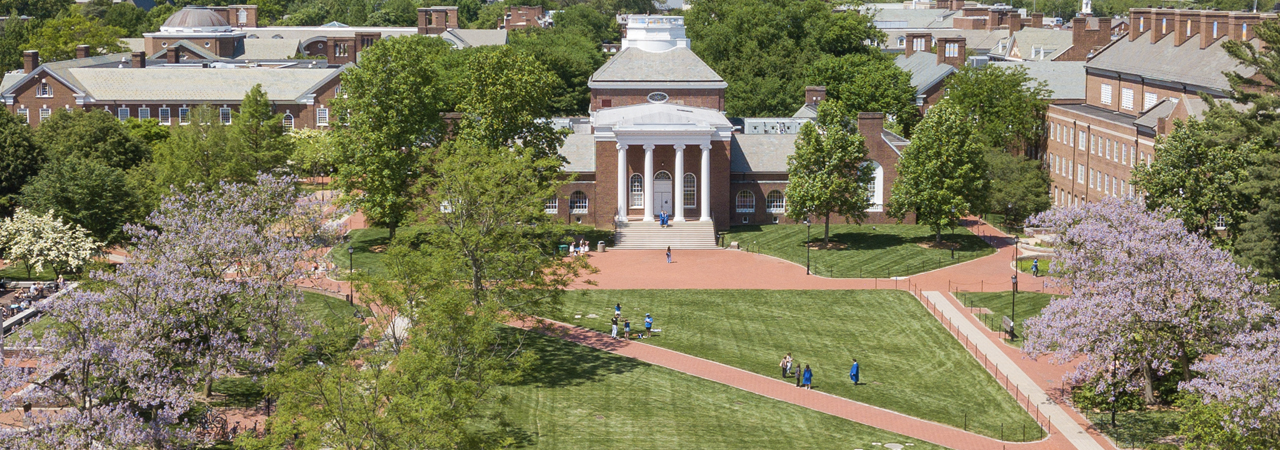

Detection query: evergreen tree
(231, 84), (293, 171)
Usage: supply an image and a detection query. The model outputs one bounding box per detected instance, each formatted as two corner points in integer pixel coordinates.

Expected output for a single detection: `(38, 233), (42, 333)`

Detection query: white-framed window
(1090, 135), (1096, 154)
(1104, 174), (1109, 194)
(1130, 146), (1136, 167)
(1106, 139), (1112, 160)
(316, 107), (329, 126)
(159, 107), (171, 125)
(1187, 19), (1193, 37)
(138, 107), (150, 120)
(629, 174), (643, 208)
(1121, 88), (1135, 110)
(1243, 22), (1248, 37)
(282, 112), (294, 129)
(765, 190), (786, 213)
(1213, 21), (1219, 37)
(544, 197), (558, 214)
(1078, 131), (1085, 150)
(1215, 215), (1226, 230)
(1143, 92), (1158, 111)
(39, 107), (51, 122)
(117, 107), (129, 121)
(219, 107), (232, 125)
(37, 81), (51, 97)
(1078, 164), (1085, 184)
(16, 107), (27, 123)
(944, 42), (959, 57)
(1100, 84), (1113, 105)
(569, 191), (588, 214)
(179, 107), (190, 125)
(735, 190), (755, 213)
(683, 173), (696, 208)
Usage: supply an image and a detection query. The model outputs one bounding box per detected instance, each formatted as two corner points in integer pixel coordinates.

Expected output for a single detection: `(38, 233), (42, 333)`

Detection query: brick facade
(590, 88), (725, 112)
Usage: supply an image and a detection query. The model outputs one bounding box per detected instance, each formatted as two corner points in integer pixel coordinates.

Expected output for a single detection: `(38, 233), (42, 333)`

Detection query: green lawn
(1082, 409), (1183, 449)
(0, 261), (62, 282)
(723, 224), (996, 278)
(981, 213), (1026, 238)
(500, 329), (949, 449)
(957, 291), (1056, 346)
(559, 289), (1043, 441)
(329, 227), (395, 277)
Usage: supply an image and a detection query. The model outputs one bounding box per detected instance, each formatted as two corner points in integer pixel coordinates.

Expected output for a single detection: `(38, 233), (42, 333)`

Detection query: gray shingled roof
(65, 67), (341, 102)
(1133, 98), (1177, 129)
(443, 29), (509, 47)
(1086, 33), (1253, 91)
(894, 52), (955, 95)
(730, 134), (798, 173)
(868, 7), (958, 29)
(882, 29), (1007, 53)
(989, 60), (1085, 100)
(589, 47), (724, 86)
(558, 133), (596, 172)
(240, 39), (303, 59)
(990, 28), (1074, 60)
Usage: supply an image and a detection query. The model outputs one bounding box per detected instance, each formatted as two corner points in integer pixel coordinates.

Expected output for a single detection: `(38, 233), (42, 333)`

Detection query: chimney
(1151, 9), (1175, 43)
(1201, 10), (1229, 48)
(1172, 11), (1199, 46)
(855, 112), (886, 137)
(936, 36), (966, 67)
(130, 51), (146, 68)
(905, 32), (932, 57)
(417, 7), (429, 34)
(1130, 8), (1152, 41)
(75, 45), (90, 59)
(1031, 12), (1044, 27)
(22, 50), (37, 74)
(1009, 12), (1024, 34)
(166, 47), (180, 64)
(804, 86), (827, 106)
(228, 5), (258, 27)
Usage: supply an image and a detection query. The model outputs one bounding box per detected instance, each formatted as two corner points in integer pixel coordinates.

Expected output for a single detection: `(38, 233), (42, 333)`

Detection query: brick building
(1043, 7), (1271, 209)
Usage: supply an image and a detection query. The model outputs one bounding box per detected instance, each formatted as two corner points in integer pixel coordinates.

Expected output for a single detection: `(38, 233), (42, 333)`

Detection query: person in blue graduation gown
(850, 359), (860, 384)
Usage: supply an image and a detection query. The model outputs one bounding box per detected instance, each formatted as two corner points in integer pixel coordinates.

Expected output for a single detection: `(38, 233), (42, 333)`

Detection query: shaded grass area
(0, 261), (64, 282)
(330, 227), (395, 277)
(499, 330), (948, 449)
(957, 291), (1056, 347)
(559, 290), (1044, 441)
(723, 224), (995, 278)
(982, 213), (1026, 238)
(1083, 409), (1183, 449)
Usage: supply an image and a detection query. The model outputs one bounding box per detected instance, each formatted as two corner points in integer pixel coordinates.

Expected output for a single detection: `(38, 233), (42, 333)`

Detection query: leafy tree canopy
(888, 101), (990, 243)
(20, 156), (141, 245)
(0, 0), (70, 19)
(784, 107), (875, 244)
(551, 3), (619, 43)
(0, 108), (44, 215)
(509, 27), (605, 115)
(0, 16), (42, 71)
(807, 53), (918, 136)
(943, 64), (1051, 154)
(35, 108), (150, 170)
(984, 148), (1051, 229)
(23, 13), (125, 62)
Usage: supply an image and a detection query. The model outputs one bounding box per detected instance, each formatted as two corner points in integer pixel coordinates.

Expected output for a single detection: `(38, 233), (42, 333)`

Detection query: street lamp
(803, 218), (811, 275)
(1010, 274), (1018, 340)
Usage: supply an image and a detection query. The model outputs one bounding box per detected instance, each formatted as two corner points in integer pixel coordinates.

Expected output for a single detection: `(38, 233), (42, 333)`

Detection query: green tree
(453, 45), (565, 161)
(984, 149), (1051, 229)
(24, 14), (125, 62)
(331, 35), (452, 239)
(365, 0), (416, 26)
(140, 3), (177, 34)
(287, 128), (338, 179)
(0, 17), (42, 71)
(0, 207), (98, 278)
(150, 106), (247, 195)
(784, 114), (874, 244)
(509, 28), (604, 115)
(1132, 119), (1251, 247)
(0, 0), (70, 19)
(230, 84), (293, 171)
(888, 101), (990, 244)
(35, 108), (149, 170)
(807, 53), (919, 137)
(551, 4), (619, 43)
(943, 65), (1051, 155)
(122, 117), (170, 147)
(1235, 147), (1280, 280)
(0, 109), (44, 215)
(102, 2), (149, 36)
(19, 156), (140, 245)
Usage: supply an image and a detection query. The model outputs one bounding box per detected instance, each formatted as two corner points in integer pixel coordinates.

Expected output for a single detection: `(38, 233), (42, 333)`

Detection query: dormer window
(37, 80), (51, 97)
(238, 8), (248, 25)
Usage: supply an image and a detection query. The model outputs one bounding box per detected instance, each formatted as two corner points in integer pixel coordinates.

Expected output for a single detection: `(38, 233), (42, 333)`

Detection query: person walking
(779, 353), (793, 378)
(849, 359), (860, 384)
(611, 314), (620, 339)
(802, 365), (813, 390)
(1032, 258), (1040, 277)
(666, 246), (672, 264)
(623, 318), (631, 339)
(643, 313), (654, 338)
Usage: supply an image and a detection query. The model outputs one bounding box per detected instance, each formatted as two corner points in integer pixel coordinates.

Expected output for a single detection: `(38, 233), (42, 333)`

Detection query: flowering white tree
(0, 208), (98, 278)
(1025, 197), (1273, 405)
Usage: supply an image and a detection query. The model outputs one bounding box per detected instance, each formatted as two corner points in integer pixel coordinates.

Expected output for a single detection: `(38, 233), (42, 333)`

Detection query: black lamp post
(804, 218), (811, 275)
(1010, 274), (1018, 339)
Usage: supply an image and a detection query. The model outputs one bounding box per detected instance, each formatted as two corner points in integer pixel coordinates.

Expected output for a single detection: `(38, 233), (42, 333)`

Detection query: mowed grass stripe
(561, 290), (1044, 442)
(724, 224), (996, 278)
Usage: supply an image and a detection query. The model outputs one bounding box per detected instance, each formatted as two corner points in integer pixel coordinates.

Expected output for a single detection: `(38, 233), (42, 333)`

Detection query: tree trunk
(823, 214), (831, 245)
(1177, 341), (1193, 383)
(935, 229), (943, 245)
(388, 224), (397, 241)
(24, 260), (31, 279)
(1141, 361), (1157, 405)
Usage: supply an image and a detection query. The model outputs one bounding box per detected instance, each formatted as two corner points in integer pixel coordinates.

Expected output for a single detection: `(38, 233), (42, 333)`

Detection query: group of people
(609, 303), (655, 339)
(779, 353), (861, 390)
(3, 279), (62, 319)
(568, 239), (590, 256)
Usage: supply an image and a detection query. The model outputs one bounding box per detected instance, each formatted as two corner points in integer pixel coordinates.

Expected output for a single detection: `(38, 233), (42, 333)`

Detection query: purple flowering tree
(0, 174), (339, 449)
(1025, 197), (1273, 405)
(1184, 311), (1280, 446)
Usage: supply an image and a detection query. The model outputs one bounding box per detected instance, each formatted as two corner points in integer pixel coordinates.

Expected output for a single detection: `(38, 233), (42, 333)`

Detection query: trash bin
(558, 244), (569, 255)
(598, 241), (606, 252)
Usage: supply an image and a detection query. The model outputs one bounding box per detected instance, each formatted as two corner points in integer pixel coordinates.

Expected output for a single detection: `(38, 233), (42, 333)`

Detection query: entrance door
(654, 171), (673, 218)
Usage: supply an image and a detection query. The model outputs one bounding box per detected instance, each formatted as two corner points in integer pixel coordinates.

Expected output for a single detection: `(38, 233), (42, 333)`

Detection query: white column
(673, 144), (685, 222)
(700, 143), (712, 222)
(616, 143), (628, 222)
(643, 144), (655, 222)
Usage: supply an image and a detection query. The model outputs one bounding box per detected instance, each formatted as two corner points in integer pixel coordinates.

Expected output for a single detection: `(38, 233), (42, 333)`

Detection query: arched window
(654, 170), (671, 181)
(735, 190), (755, 213)
(629, 174), (643, 208)
(282, 112), (294, 129)
(865, 161), (884, 212)
(570, 191), (588, 213)
(766, 190), (785, 213)
(683, 173), (696, 208)
(544, 197), (558, 214)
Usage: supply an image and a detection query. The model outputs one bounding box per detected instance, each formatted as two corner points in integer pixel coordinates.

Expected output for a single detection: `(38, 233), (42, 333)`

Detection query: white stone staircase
(613, 220), (719, 250)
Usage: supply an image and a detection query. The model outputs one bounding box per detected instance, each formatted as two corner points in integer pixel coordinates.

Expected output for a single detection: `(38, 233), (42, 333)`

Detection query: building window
(1078, 164), (1085, 184)
(1213, 21), (1219, 37)
(629, 174), (643, 208)
(765, 190), (786, 213)
(37, 81), (51, 97)
(1143, 92), (1158, 111)
(316, 107), (330, 126)
(138, 107), (150, 120)
(179, 107), (190, 125)
(1100, 84), (1112, 105)
(1121, 88), (1134, 110)
(16, 107), (27, 123)
(601, 99), (612, 108)
(336, 44), (349, 57)
(158, 107), (171, 125)
(944, 42), (959, 57)
(569, 191), (588, 213)
(897, 36), (906, 47)
(1090, 135), (1096, 154)
(1243, 22), (1248, 37)
(735, 190), (755, 213)
(1078, 131), (1085, 150)
(544, 197), (557, 214)
(220, 107), (232, 125)
(39, 107), (51, 122)
(683, 173), (696, 208)
(282, 112), (294, 129)
(1104, 174), (1109, 194)
(117, 107), (129, 121)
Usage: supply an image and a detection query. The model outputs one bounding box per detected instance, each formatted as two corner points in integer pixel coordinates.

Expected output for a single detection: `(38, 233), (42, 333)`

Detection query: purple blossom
(1184, 311), (1280, 441)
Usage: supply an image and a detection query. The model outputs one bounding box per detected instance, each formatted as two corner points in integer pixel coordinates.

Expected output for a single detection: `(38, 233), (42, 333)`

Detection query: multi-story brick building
(1043, 7), (1270, 208)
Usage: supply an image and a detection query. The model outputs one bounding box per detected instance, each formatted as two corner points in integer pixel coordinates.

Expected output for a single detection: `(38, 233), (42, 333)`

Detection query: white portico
(594, 103), (733, 223)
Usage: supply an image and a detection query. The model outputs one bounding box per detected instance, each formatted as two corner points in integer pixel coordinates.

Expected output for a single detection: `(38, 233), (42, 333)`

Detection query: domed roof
(160, 6), (233, 33)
